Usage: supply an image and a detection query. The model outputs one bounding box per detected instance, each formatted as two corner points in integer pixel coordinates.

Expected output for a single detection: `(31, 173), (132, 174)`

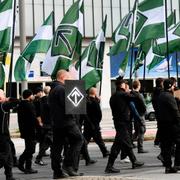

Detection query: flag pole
(129, 0), (138, 86)
(165, 0), (170, 78)
(7, 0), (16, 97)
(176, 52), (179, 87)
(142, 54), (146, 94)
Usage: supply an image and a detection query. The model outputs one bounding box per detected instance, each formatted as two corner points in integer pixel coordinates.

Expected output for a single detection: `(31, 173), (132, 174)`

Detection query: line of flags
(0, 0), (180, 90)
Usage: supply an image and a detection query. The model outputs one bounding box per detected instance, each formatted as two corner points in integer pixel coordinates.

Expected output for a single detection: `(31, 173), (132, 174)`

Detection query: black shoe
(132, 160), (144, 169)
(138, 149), (148, 153)
(6, 177), (19, 180)
(157, 154), (165, 166)
(165, 167), (178, 174)
(105, 166), (120, 173)
(18, 164), (25, 172)
(62, 166), (79, 176)
(174, 165), (180, 170)
(35, 159), (47, 166)
(103, 151), (110, 158)
(24, 168), (38, 174)
(86, 159), (97, 166)
(53, 171), (69, 179)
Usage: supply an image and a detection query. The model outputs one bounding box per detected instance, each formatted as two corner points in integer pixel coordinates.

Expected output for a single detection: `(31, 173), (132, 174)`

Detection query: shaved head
(56, 70), (72, 84)
(89, 87), (97, 96)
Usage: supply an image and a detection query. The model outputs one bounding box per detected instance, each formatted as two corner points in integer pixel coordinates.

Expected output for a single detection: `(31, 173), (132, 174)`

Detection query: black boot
(62, 166), (80, 176)
(132, 160), (144, 169)
(165, 167), (178, 174)
(6, 176), (18, 180)
(18, 156), (25, 172)
(24, 159), (38, 174)
(86, 159), (97, 166)
(105, 157), (120, 173)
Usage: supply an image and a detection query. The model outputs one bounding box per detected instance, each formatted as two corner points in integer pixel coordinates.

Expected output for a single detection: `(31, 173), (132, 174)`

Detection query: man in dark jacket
(17, 89), (38, 174)
(152, 78), (164, 164)
(158, 79), (180, 173)
(105, 78), (144, 173)
(48, 70), (83, 179)
(83, 87), (109, 158)
(0, 89), (19, 180)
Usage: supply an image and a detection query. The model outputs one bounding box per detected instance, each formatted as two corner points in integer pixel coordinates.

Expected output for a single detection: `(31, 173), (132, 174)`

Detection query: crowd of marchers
(1, 70), (180, 180)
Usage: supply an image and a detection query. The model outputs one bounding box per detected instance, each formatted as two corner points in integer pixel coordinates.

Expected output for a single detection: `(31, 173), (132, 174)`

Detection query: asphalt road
(1, 139), (180, 180)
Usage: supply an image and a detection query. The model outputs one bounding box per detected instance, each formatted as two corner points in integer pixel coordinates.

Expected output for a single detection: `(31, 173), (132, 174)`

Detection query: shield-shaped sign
(65, 80), (86, 114)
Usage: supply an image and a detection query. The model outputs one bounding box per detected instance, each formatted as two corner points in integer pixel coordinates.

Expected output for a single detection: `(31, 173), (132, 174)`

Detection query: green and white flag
(153, 22), (180, 56)
(135, 0), (165, 45)
(0, 63), (5, 88)
(0, 0), (14, 52)
(76, 15), (107, 90)
(14, 12), (53, 81)
(109, 11), (133, 56)
(42, 0), (84, 79)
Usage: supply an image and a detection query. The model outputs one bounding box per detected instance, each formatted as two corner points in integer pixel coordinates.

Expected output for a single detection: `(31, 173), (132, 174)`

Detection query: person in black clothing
(35, 86), (52, 166)
(131, 80), (148, 153)
(0, 89), (19, 180)
(17, 89), (38, 174)
(48, 70), (83, 179)
(152, 78), (165, 165)
(105, 78), (144, 173)
(152, 77), (164, 146)
(83, 87), (109, 158)
(158, 79), (180, 173)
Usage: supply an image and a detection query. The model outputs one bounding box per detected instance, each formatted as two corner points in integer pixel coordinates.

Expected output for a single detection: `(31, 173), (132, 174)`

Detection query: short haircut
(155, 78), (164, 87)
(23, 89), (33, 99)
(132, 80), (140, 89)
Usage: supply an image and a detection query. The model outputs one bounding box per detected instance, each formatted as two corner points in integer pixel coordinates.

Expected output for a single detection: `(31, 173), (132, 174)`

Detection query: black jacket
(17, 100), (37, 139)
(0, 99), (19, 139)
(110, 89), (134, 131)
(48, 81), (76, 129)
(158, 90), (180, 125)
(152, 87), (163, 117)
(86, 96), (102, 126)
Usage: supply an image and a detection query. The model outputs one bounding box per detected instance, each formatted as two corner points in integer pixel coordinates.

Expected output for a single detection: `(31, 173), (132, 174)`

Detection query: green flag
(0, 63), (5, 88)
(42, 0), (84, 79)
(14, 12), (53, 81)
(153, 22), (180, 56)
(135, 0), (165, 45)
(76, 15), (107, 90)
(0, 0), (14, 52)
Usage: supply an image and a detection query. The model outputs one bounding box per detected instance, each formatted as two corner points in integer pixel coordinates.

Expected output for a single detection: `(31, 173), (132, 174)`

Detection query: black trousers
(36, 128), (53, 161)
(83, 124), (108, 155)
(159, 125), (180, 168)
(51, 124), (83, 174)
(108, 125), (136, 167)
(19, 138), (36, 169)
(0, 138), (13, 178)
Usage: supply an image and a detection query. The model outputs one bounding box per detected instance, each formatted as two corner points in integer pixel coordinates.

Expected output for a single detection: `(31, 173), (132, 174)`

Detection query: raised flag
(0, 0), (13, 52)
(109, 12), (133, 56)
(153, 22), (180, 56)
(76, 16), (107, 90)
(42, 0), (84, 79)
(14, 12), (53, 81)
(135, 0), (165, 45)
